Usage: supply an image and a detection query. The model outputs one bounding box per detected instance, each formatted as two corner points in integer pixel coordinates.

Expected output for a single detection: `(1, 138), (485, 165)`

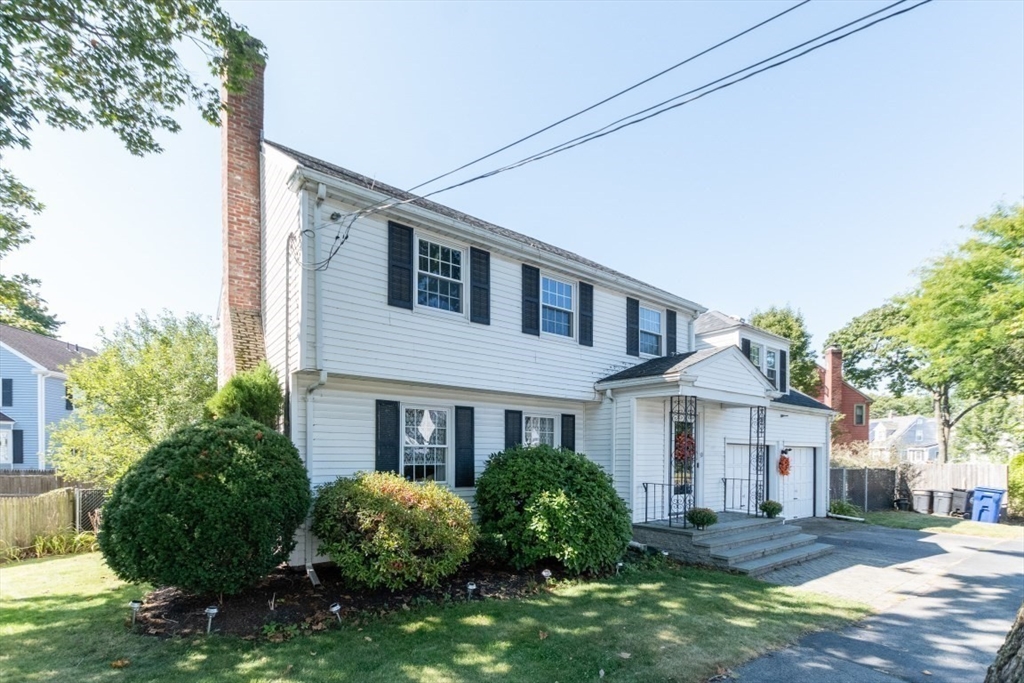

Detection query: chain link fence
(74, 488), (106, 532)
(830, 468), (898, 512)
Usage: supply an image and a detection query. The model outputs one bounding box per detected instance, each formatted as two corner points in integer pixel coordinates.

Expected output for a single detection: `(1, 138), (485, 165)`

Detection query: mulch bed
(135, 561), (560, 639)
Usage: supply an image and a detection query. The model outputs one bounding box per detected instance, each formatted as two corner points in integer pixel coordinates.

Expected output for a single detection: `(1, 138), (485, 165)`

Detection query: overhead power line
(312, 0), (933, 270)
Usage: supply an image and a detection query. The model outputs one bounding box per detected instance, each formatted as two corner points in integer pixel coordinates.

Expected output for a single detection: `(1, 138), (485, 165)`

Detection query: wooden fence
(905, 463), (1008, 492)
(0, 488), (75, 549)
(0, 473), (65, 497)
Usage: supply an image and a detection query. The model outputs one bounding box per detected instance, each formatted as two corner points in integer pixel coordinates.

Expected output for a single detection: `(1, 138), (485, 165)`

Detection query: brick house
(816, 347), (872, 444)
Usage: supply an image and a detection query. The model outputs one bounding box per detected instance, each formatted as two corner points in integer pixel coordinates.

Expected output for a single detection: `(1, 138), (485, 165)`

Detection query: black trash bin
(951, 489), (973, 517)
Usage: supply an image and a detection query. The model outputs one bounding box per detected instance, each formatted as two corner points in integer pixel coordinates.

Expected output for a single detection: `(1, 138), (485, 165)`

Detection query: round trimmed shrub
(686, 507), (718, 529)
(759, 499), (784, 518)
(311, 472), (477, 590)
(474, 445), (631, 575)
(99, 416), (311, 595)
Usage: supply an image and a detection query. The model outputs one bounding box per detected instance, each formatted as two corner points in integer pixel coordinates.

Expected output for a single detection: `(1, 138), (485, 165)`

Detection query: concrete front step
(731, 542), (833, 577)
(711, 533), (819, 565)
(682, 516), (784, 538)
(693, 524), (802, 552)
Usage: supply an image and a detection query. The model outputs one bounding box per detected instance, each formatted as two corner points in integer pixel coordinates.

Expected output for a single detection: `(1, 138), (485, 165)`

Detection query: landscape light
(128, 600), (142, 626)
(616, 562), (624, 575)
(204, 606), (218, 634)
(541, 569), (552, 582)
(329, 602), (342, 624)
(466, 582), (477, 600)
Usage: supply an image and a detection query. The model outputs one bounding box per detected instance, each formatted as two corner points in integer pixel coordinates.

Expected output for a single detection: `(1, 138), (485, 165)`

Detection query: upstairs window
(915, 429), (923, 443)
(748, 343), (762, 370)
(524, 415), (556, 447)
(403, 407), (449, 482)
(1, 379), (11, 407)
(854, 404), (866, 426)
(765, 349), (777, 388)
(541, 276), (573, 336)
(417, 239), (462, 312)
(639, 307), (662, 355)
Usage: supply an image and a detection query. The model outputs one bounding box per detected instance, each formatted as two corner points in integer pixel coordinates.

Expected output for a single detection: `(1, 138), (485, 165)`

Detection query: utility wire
(404, 0), (812, 196)
(312, 0), (932, 270)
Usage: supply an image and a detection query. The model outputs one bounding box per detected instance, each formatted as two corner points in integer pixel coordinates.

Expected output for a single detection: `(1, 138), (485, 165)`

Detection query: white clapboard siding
(691, 350), (770, 397)
(262, 147), (303, 379)
(632, 398), (667, 523)
(613, 398), (633, 509)
(288, 192), (694, 402)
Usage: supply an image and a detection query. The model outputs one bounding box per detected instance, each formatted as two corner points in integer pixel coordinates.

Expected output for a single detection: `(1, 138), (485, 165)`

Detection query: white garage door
(784, 447), (815, 519)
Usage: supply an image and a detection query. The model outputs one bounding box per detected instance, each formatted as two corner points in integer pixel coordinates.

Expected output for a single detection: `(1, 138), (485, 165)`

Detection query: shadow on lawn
(1, 556), (868, 683)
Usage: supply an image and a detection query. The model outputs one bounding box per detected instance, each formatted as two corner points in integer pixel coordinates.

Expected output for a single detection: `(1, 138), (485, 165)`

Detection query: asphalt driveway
(734, 519), (1024, 682)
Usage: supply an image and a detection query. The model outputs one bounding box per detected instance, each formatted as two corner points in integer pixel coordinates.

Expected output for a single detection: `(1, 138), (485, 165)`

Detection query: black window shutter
(387, 222), (414, 310)
(2, 379), (12, 407)
(626, 297), (640, 357)
(469, 248), (490, 325)
(561, 414), (576, 451)
(666, 309), (677, 356)
(504, 410), (523, 449)
(375, 400), (401, 474)
(13, 430), (23, 465)
(779, 350), (788, 392)
(741, 338), (752, 361)
(522, 265), (540, 335)
(578, 282), (594, 347)
(454, 406), (475, 487)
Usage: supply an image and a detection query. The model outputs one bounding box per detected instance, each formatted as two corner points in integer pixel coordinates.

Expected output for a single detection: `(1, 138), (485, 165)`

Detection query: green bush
(205, 360), (283, 429)
(1009, 454), (1024, 517)
(685, 507), (718, 529)
(474, 445), (631, 575)
(829, 499), (864, 517)
(311, 472), (476, 590)
(759, 500), (784, 518)
(99, 416), (311, 596)
(471, 532), (510, 567)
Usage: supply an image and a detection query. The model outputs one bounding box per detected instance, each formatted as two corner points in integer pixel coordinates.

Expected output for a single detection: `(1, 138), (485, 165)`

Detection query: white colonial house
(217, 66), (834, 574)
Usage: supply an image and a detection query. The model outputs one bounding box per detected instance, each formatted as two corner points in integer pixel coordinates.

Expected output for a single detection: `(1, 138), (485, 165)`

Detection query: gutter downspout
(303, 183), (329, 586)
(688, 315), (696, 352)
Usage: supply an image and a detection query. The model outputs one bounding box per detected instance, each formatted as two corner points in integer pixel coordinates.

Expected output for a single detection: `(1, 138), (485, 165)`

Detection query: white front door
(725, 444), (750, 512)
(783, 447), (815, 519)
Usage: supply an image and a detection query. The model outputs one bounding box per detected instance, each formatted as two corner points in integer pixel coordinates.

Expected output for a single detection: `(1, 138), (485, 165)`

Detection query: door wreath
(777, 455), (791, 477)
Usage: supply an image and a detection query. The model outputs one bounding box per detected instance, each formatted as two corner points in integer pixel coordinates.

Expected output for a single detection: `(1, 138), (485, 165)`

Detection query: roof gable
(597, 346), (776, 395)
(0, 324), (95, 372)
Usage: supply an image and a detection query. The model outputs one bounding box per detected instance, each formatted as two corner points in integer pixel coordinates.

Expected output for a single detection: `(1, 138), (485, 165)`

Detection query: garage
(780, 446), (815, 519)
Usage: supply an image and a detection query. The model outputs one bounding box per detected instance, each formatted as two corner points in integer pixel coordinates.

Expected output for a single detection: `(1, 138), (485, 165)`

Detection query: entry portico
(596, 346), (832, 526)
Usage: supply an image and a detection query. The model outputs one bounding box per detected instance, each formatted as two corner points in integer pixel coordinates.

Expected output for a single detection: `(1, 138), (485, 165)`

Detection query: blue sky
(4, 0), (1023, 355)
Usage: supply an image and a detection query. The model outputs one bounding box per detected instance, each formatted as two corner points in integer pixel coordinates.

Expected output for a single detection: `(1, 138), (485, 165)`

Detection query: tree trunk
(935, 388), (952, 464)
(986, 602), (1024, 683)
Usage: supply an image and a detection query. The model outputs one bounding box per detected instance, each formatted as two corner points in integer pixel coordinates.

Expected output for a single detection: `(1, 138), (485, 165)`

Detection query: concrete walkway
(733, 519), (1024, 682)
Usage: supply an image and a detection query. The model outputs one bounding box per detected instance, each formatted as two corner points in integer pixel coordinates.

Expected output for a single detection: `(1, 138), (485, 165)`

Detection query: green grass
(1, 553), (869, 683)
(866, 511), (1024, 540)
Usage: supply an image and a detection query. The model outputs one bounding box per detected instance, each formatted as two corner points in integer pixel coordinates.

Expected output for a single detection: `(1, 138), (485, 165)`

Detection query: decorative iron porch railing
(641, 481), (696, 528)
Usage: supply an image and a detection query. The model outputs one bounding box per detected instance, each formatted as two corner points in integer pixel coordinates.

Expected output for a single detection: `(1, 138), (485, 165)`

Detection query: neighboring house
(216, 66), (834, 568)
(815, 347), (873, 444)
(0, 324), (94, 470)
(869, 414), (939, 462)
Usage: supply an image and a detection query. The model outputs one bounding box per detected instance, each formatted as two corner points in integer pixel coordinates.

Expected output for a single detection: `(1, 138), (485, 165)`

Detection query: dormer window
(765, 349), (777, 388)
(639, 307), (662, 355)
(748, 343), (761, 369)
(417, 239), (463, 312)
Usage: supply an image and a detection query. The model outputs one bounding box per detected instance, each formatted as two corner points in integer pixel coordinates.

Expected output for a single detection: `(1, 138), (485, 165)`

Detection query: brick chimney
(218, 62), (267, 386)
(824, 346), (844, 415)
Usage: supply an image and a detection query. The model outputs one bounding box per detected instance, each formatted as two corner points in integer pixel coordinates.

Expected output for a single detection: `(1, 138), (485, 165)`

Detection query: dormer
(693, 310), (792, 394)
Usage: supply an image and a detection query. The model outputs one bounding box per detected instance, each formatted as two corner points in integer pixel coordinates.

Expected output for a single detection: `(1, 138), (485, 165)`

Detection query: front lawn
(865, 511), (1024, 540)
(0, 553), (868, 683)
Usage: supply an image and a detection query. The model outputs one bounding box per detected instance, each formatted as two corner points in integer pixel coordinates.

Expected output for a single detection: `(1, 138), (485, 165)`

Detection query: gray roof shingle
(265, 140), (705, 313)
(771, 390), (831, 411)
(596, 348), (728, 384)
(0, 411), (12, 422)
(0, 324), (95, 372)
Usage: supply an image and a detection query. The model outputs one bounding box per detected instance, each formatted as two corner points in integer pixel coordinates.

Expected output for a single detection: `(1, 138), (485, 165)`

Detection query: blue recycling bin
(970, 487), (1005, 524)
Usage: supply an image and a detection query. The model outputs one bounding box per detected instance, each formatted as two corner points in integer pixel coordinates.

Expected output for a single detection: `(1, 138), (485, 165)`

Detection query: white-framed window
(524, 415), (556, 447)
(417, 238), (463, 313)
(765, 349), (777, 388)
(541, 276), (573, 337)
(639, 307), (662, 355)
(402, 406), (450, 482)
(854, 404), (866, 426)
(915, 429), (923, 443)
